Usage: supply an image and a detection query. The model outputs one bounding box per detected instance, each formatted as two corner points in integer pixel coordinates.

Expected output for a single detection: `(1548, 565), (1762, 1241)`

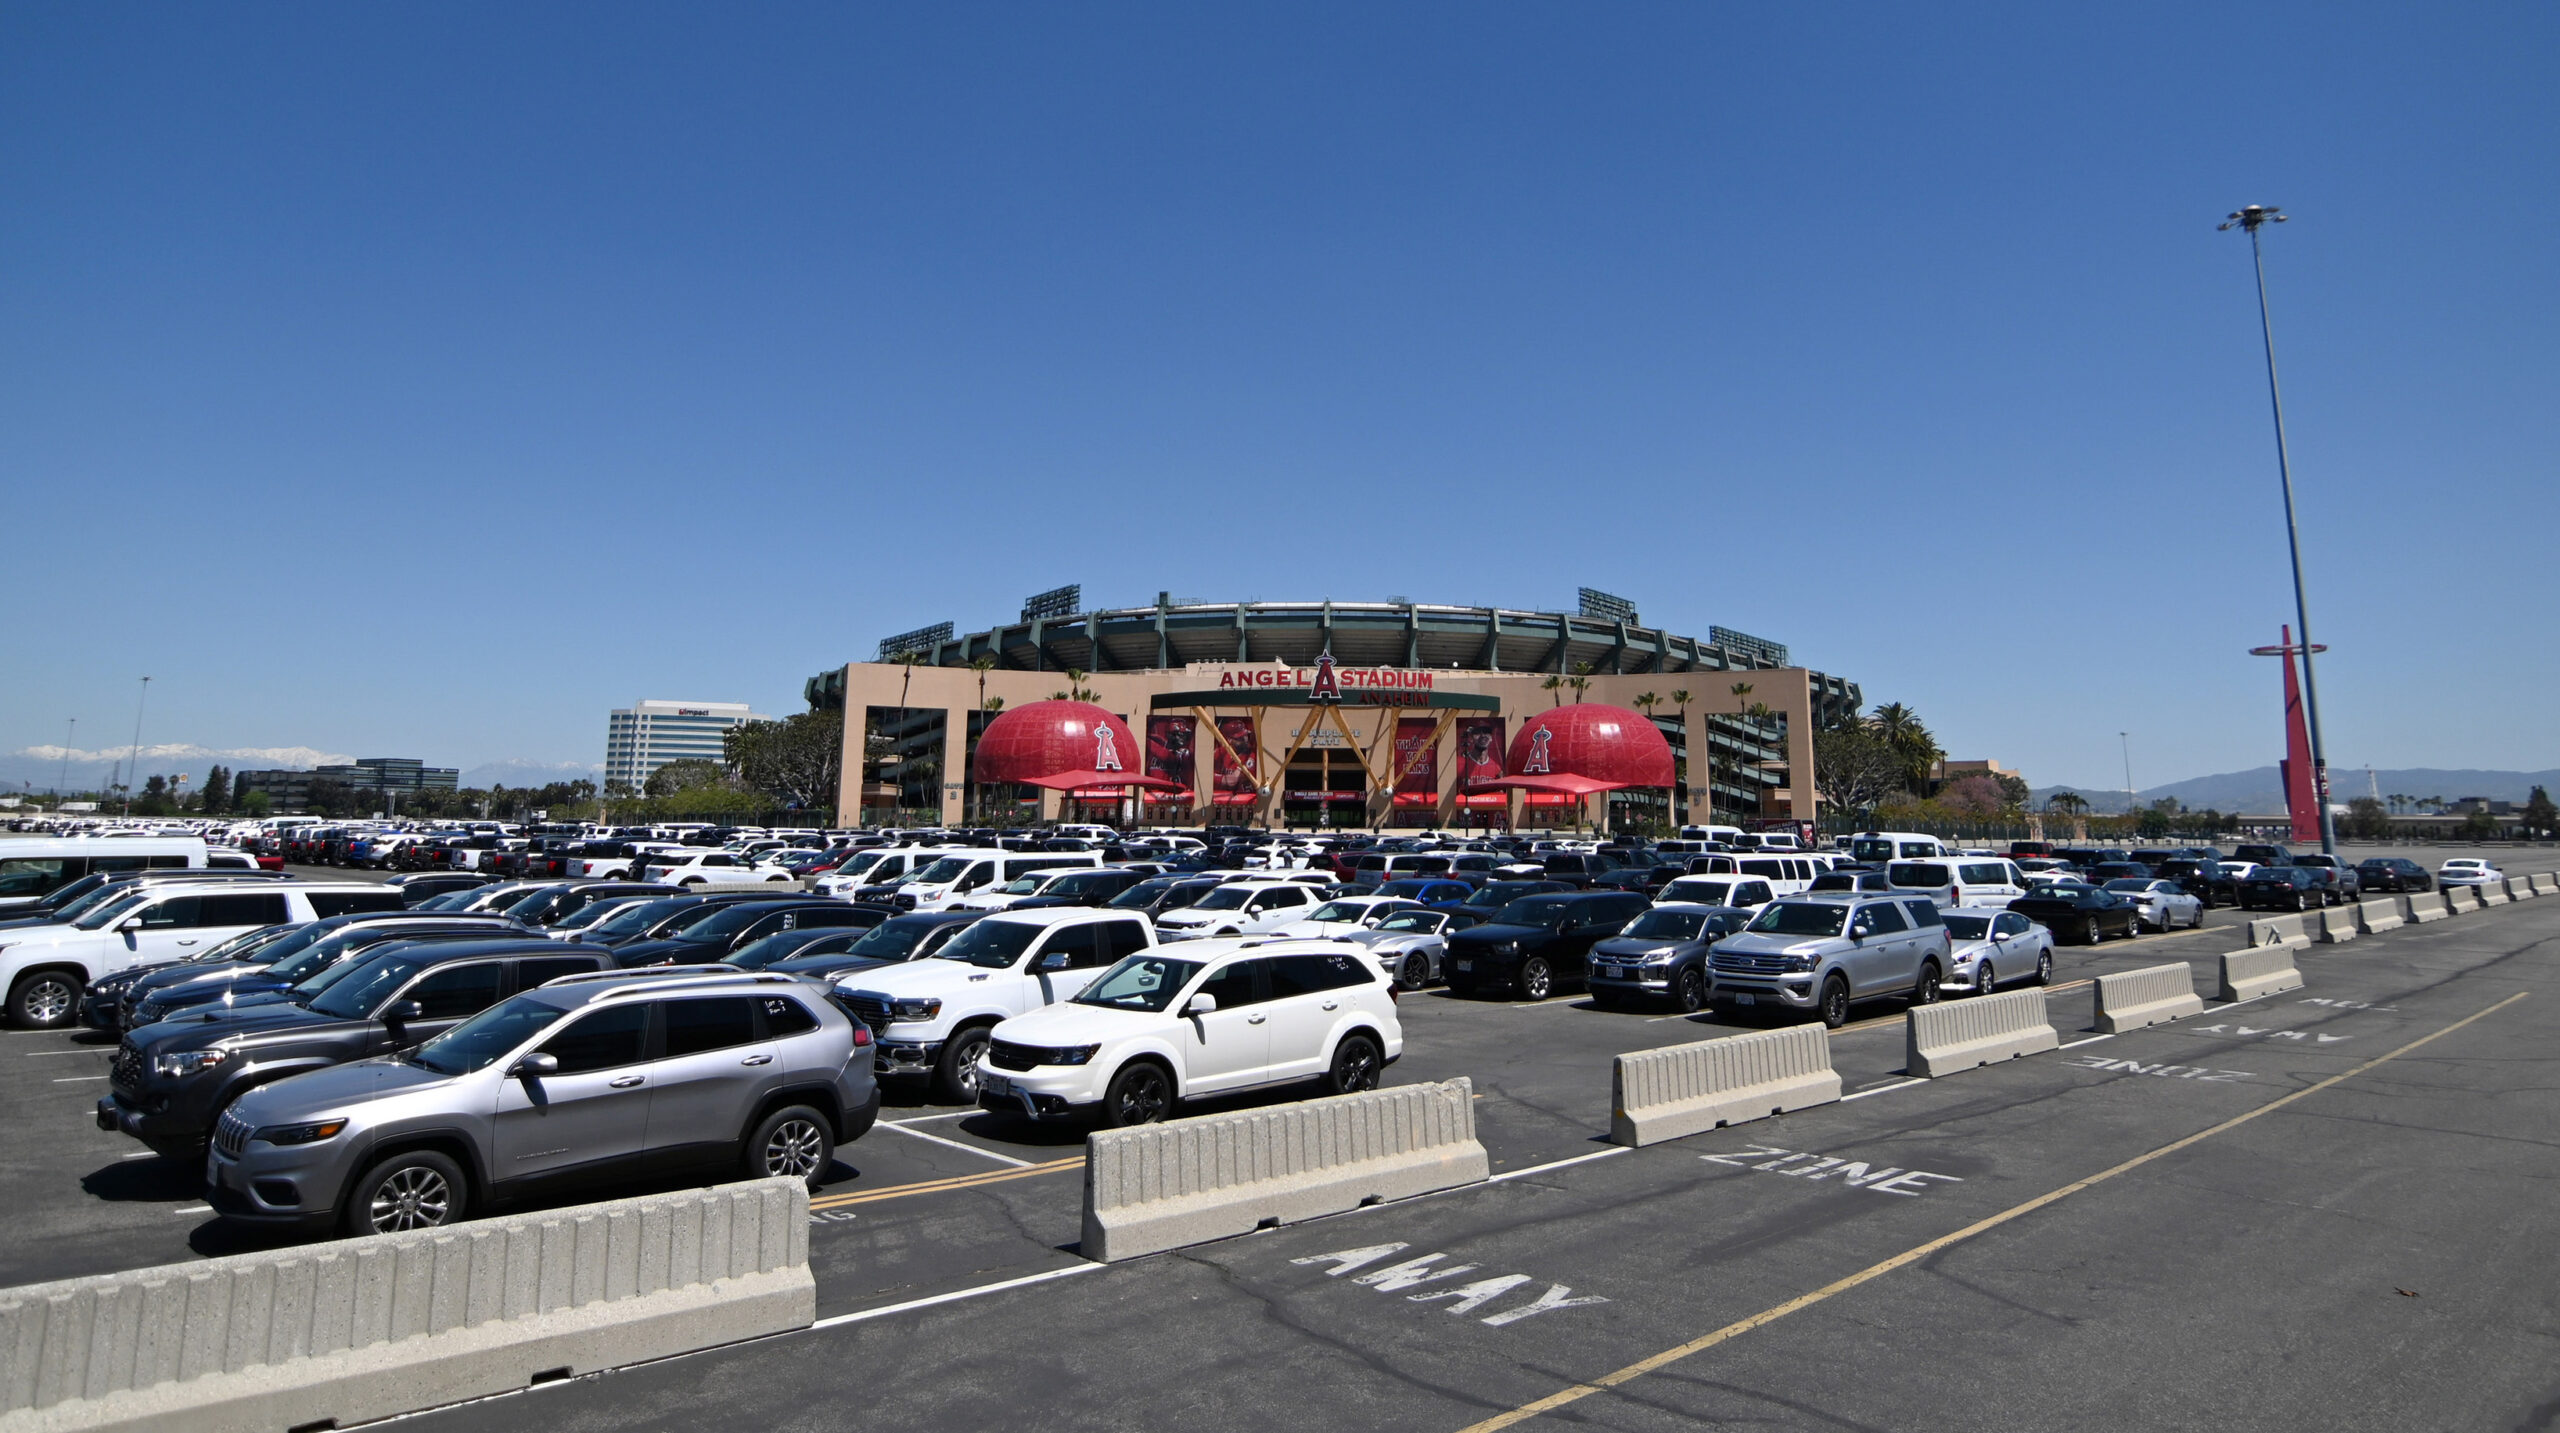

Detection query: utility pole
(58, 718), (74, 802)
(123, 678), (151, 818)
(2119, 732), (2135, 816)
(2220, 205), (2338, 856)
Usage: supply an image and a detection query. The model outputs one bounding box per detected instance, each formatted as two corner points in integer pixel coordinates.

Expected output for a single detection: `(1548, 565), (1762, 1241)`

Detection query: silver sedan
(2107, 878), (2206, 932)
(1346, 908), (1482, 990)
(1938, 907), (2055, 996)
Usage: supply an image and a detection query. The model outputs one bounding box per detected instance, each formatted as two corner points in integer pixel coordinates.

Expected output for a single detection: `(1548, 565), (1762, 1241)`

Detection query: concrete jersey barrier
(2313, 905), (2360, 944)
(2508, 877), (2537, 901)
(2355, 898), (2405, 934)
(0, 1177), (811, 1433)
(1610, 1025), (1842, 1148)
(2450, 885), (2488, 912)
(2245, 913), (2312, 951)
(1906, 989), (2058, 1078)
(1082, 1078), (1488, 1263)
(2406, 891), (2451, 923)
(2532, 873), (2559, 896)
(2479, 880), (2511, 907)
(2094, 963), (2204, 1033)
(2219, 946), (2303, 1003)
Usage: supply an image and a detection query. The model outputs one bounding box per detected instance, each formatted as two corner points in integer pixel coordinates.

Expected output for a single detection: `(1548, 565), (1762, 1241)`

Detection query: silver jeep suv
(206, 968), (878, 1236)
(1706, 894), (1953, 1029)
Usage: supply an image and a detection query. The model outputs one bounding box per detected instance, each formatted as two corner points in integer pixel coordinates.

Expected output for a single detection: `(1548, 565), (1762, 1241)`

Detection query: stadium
(807, 591), (1863, 830)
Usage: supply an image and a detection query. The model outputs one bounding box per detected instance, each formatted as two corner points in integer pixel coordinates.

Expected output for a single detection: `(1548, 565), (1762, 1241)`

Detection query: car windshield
(833, 852), (885, 878)
(2103, 879), (2152, 893)
(1849, 839), (1896, 863)
(913, 857), (975, 885)
(1748, 903), (1847, 937)
(1047, 873), (1114, 896)
(1623, 910), (1705, 940)
(679, 903), (791, 939)
(40, 876), (118, 916)
(593, 899), (693, 936)
(1664, 880), (1733, 903)
(1109, 879), (1180, 909)
(1943, 915), (1993, 940)
(73, 891), (155, 930)
(307, 952), (432, 1019)
(1374, 912), (1441, 934)
(724, 932), (839, 970)
(2036, 882), (2098, 896)
(1492, 896), (1572, 928)
(844, 922), (932, 960)
(551, 897), (640, 931)
(932, 919), (1042, 969)
(185, 924), (294, 965)
(406, 996), (565, 1076)
(1306, 901), (1371, 923)
(1072, 955), (1206, 1013)
(1190, 887), (1255, 911)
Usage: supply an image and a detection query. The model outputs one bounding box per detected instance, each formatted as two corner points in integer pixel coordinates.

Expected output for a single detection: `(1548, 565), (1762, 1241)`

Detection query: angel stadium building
(807, 592), (1862, 830)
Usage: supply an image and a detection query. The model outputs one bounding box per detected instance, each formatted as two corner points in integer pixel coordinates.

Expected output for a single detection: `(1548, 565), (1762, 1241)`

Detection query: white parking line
(1487, 1148), (1629, 1183)
(2057, 1033), (2118, 1051)
(121, 1151), (156, 1161)
(809, 1262), (1103, 1330)
(876, 1119), (1034, 1168)
(52, 1075), (109, 1083)
(886, 1111), (970, 1125)
(1841, 1078), (1924, 1102)
(172, 1205), (210, 1215)
(22, 1048), (109, 1057)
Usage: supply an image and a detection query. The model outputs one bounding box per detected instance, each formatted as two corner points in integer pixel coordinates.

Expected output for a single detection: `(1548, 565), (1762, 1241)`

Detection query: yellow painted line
(1454, 989), (2530, 1433)
(809, 1156), (1083, 1211)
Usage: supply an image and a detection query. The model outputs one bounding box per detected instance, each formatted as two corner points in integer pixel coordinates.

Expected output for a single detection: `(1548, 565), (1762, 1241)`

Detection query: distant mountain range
(0, 746), (599, 797)
(458, 760), (602, 790)
(2032, 767), (2560, 815)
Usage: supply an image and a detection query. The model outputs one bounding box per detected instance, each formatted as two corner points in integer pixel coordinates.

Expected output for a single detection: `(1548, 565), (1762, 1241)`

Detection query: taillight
(850, 1023), (872, 1047)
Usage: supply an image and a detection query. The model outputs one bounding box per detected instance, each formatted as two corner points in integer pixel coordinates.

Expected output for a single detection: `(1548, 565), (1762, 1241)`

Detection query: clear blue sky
(3, 3), (2550, 792)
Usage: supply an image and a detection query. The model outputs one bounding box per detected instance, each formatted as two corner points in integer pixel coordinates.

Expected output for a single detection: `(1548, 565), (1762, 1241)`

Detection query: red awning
(1471, 773), (1624, 797)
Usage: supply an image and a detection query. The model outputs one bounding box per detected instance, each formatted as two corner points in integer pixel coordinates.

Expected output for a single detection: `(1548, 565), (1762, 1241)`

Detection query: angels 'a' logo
(1523, 726), (1554, 774)
(1094, 723), (1123, 772)
(1308, 651), (1341, 703)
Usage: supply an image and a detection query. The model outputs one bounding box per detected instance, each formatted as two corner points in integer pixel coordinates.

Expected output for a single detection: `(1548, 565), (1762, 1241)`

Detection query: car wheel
(2034, 947), (2054, 986)
(342, 1149), (468, 1236)
(1910, 962), (1942, 1006)
(1818, 974), (1852, 1030)
(2082, 916), (2101, 946)
(1675, 967), (1708, 1014)
(1326, 1033), (1384, 1095)
(933, 1025), (993, 1105)
(1399, 954), (1431, 991)
(744, 1104), (835, 1189)
(9, 971), (80, 1029)
(1973, 960), (1996, 997)
(1518, 957), (1555, 1001)
(1101, 1061), (1173, 1127)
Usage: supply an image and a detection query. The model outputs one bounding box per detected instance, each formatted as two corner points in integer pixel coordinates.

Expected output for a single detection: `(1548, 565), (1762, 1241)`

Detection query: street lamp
(2219, 205), (2338, 855)
(2119, 732), (2135, 816)
(123, 678), (151, 818)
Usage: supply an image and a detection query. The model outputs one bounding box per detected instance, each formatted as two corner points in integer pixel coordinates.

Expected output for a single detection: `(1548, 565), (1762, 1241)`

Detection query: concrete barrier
(1082, 1078), (1488, 1263)
(2244, 912), (2313, 953)
(2354, 898), (2405, 934)
(2218, 946), (2303, 1002)
(1906, 989), (2058, 1078)
(0, 1178), (810, 1433)
(2532, 873), (2559, 896)
(1609, 1025), (1842, 1147)
(2508, 877), (2537, 901)
(2443, 885), (2479, 914)
(2478, 881), (2510, 907)
(2406, 891), (2450, 923)
(2312, 905), (2360, 944)
(2094, 963), (2205, 1033)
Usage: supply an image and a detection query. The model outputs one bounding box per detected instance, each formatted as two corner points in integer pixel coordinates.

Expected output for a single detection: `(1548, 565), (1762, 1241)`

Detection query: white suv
(978, 938), (1402, 1126)
(646, 850), (797, 890)
(1151, 880), (1319, 940)
(834, 908), (1156, 1102)
(0, 881), (403, 1028)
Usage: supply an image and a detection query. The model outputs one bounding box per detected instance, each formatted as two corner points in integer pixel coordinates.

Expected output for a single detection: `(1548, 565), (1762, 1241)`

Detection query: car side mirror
(1039, 951), (1072, 972)
(382, 999), (424, 1026)
(509, 1051), (558, 1080)
(1185, 993), (1218, 1016)
(117, 918), (144, 934)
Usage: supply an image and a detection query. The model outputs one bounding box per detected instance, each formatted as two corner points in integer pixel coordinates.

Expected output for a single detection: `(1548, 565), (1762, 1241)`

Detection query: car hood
(1152, 906), (1240, 927)
(230, 1056), (459, 1125)
(992, 1001), (1153, 1045)
(836, 957), (1013, 996)
(1447, 923), (1555, 948)
(137, 961), (273, 997)
(1592, 937), (1701, 960)
(128, 998), (345, 1051)
(1346, 930), (1438, 950)
(1269, 918), (1365, 938)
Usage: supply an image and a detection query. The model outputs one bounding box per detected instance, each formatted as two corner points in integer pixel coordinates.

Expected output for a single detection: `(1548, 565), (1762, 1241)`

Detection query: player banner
(1212, 716), (1260, 805)
(1454, 716), (1506, 807)
(1394, 717), (1439, 805)
(1145, 715), (1196, 800)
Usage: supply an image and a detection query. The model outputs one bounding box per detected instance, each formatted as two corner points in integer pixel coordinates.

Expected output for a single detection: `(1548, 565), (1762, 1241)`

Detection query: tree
(1812, 723), (1902, 814)
(1540, 674), (1563, 708)
(645, 759), (731, 798)
(2524, 786), (2557, 840)
(970, 654), (998, 713)
(1566, 661), (1592, 703)
(891, 650), (928, 712)
(2045, 791), (2091, 816)
(725, 708), (846, 813)
(239, 789), (272, 817)
(1668, 689), (1694, 810)
(1940, 774), (2012, 818)
(200, 765), (231, 815)
(1867, 702), (1943, 795)
(2460, 807), (2500, 841)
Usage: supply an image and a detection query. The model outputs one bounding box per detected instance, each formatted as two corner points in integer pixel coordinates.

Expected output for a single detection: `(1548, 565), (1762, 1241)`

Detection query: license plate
(980, 1073), (1012, 1096)
(1595, 965), (1622, 979)
(1733, 992), (1757, 1005)
(1451, 959), (1472, 971)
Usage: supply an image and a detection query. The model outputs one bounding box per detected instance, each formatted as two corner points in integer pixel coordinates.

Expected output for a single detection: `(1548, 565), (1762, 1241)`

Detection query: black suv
(100, 938), (612, 1157)
(610, 899), (883, 967)
(2239, 865), (2324, 912)
(1536, 853), (1628, 889)
(1010, 868), (1151, 910)
(1105, 876), (1223, 918)
(1442, 889), (1650, 1000)
(2355, 857), (2432, 893)
(90, 913), (527, 1033)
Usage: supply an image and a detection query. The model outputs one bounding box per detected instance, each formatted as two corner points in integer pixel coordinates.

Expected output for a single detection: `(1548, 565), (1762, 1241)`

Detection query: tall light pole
(57, 718), (74, 801)
(2220, 204), (2337, 856)
(123, 677), (151, 818)
(2119, 732), (2135, 815)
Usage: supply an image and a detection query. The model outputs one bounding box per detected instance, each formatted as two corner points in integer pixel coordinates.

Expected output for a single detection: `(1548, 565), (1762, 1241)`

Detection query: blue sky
(3, 2), (2551, 793)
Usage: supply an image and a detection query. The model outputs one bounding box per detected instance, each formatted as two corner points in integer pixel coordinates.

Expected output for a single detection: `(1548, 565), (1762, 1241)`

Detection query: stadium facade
(807, 598), (1861, 829)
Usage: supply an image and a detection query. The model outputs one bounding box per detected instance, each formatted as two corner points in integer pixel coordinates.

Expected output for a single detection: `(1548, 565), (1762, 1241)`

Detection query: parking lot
(8, 848), (2557, 1429)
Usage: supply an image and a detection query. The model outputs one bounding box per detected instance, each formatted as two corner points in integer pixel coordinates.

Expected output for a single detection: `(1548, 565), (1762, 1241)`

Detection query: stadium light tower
(2220, 204), (2337, 855)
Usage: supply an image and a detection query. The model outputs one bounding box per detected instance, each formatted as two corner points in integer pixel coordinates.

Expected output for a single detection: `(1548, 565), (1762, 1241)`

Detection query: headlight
(253, 1118), (347, 1146)
(1048, 1044), (1101, 1066)
(891, 997), (942, 1021)
(1782, 954), (1816, 972)
(1640, 952), (1675, 967)
(152, 1048), (232, 1078)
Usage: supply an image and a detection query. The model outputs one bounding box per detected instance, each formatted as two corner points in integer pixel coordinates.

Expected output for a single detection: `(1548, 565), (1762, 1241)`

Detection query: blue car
(1372, 878), (1477, 909)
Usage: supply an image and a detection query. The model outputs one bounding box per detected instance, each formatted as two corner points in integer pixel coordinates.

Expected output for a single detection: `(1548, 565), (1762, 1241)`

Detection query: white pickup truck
(641, 849), (798, 890)
(833, 908), (1156, 1101)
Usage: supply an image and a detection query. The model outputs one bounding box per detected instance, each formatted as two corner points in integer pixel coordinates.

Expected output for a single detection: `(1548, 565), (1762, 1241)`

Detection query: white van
(1887, 857), (2029, 907)
(0, 838), (244, 916)
(1659, 875), (1778, 909)
(1846, 831), (1949, 864)
(1678, 825), (1744, 845)
(0, 879), (406, 1028)
(1683, 853), (1822, 896)
(889, 849), (1106, 912)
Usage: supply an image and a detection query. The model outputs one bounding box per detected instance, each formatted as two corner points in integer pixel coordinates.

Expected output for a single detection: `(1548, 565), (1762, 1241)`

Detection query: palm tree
(1669, 688), (1694, 818)
(1540, 674), (1564, 708)
(1633, 692), (1660, 721)
(969, 654), (997, 711)
(892, 650), (927, 712)
(1566, 661), (1592, 703)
